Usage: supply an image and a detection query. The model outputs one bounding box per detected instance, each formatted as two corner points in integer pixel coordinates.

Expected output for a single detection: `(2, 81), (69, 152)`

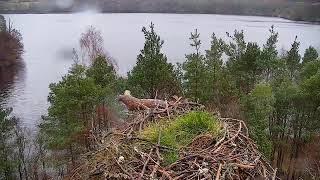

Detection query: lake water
(1, 13), (320, 129)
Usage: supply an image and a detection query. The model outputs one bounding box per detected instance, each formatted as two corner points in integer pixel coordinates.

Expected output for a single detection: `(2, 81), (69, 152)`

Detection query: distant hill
(1, 0), (320, 22)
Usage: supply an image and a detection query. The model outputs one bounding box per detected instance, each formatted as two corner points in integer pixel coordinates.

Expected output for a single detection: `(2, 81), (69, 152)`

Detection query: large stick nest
(68, 96), (278, 180)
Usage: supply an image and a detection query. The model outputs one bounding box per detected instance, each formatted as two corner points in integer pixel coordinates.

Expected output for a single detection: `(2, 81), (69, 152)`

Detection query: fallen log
(118, 90), (167, 110)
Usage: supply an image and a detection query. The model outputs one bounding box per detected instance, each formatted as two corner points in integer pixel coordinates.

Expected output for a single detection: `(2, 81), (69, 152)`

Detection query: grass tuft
(140, 111), (222, 165)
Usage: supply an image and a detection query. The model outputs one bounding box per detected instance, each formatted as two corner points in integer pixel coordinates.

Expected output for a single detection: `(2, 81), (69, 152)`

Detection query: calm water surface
(2, 13), (320, 129)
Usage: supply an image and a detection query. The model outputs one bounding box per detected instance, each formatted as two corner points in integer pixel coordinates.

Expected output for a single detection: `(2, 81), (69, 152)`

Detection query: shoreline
(2, 11), (320, 24)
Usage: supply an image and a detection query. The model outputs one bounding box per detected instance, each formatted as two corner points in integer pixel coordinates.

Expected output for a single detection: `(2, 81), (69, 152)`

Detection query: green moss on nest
(140, 111), (222, 165)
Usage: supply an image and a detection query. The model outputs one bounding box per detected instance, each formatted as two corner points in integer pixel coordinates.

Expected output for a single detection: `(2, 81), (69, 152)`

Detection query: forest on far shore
(1, 0), (320, 22)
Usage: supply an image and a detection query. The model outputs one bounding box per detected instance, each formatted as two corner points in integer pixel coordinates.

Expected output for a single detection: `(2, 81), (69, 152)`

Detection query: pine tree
(86, 56), (117, 90)
(239, 42), (262, 94)
(182, 29), (207, 102)
(225, 30), (247, 66)
(302, 46), (318, 64)
(128, 23), (180, 98)
(285, 36), (301, 80)
(242, 83), (274, 157)
(205, 33), (225, 103)
(225, 30), (248, 95)
(225, 30), (261, 95)
(260, 25), (279, 81)
(40, 64), (106, 163)
(301, 58), (320, 80)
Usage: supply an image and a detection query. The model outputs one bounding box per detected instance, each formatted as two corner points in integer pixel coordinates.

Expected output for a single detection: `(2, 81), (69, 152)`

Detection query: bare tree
(79, 26), (117, 68)
(0, 18), (24, 67)
(14, 124), (30, 180)
(80, 26), (104, 63)
(0, 15), (6, 32)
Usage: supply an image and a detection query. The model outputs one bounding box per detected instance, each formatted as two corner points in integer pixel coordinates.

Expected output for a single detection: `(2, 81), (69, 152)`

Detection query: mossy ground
(139, 111), (222, 165)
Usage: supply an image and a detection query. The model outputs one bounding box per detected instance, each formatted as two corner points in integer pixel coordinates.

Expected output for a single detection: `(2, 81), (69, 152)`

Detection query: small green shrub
(140, 111), (221, 165)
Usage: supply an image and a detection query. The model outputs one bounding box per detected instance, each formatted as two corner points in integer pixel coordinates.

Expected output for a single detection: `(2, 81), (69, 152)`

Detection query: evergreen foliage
(40, 64), (105, 149)
(225, 30), (248, 95)
(237, 42), (262, 94)
(204, 33), (225, 103)
(40, 55), (120, 165)
(285, 36), (301, 79)
(242, 84), (274, 157)
(300, 59), (320, 80)
(86, 56), (117, 90)
(182, 29), (207, 102)
(260, 25), (278, 81)
(302, 46), (319, 64)
(128, 23), (180, 98)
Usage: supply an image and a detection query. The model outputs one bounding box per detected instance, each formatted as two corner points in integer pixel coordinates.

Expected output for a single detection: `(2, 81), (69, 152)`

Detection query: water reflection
(0, 62), (26, 105)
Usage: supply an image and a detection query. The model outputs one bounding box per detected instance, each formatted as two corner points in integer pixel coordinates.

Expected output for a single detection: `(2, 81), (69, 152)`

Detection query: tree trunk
(69, 144), (75, 167)
(18, 162), (23, 180)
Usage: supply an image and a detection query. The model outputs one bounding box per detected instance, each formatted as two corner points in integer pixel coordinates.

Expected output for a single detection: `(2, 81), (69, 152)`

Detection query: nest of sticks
(69, 96), (278, 180)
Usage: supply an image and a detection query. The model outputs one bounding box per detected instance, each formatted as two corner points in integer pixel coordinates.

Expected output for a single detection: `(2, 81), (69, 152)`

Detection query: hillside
(1, 0), (320, 22)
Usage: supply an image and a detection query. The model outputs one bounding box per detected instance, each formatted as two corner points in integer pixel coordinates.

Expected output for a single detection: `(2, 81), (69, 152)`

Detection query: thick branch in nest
(118, 90), (166, 110)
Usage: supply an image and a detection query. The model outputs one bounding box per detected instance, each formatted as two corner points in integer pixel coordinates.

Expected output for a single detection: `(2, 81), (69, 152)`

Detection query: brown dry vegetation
(0, 23), (24, 68)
